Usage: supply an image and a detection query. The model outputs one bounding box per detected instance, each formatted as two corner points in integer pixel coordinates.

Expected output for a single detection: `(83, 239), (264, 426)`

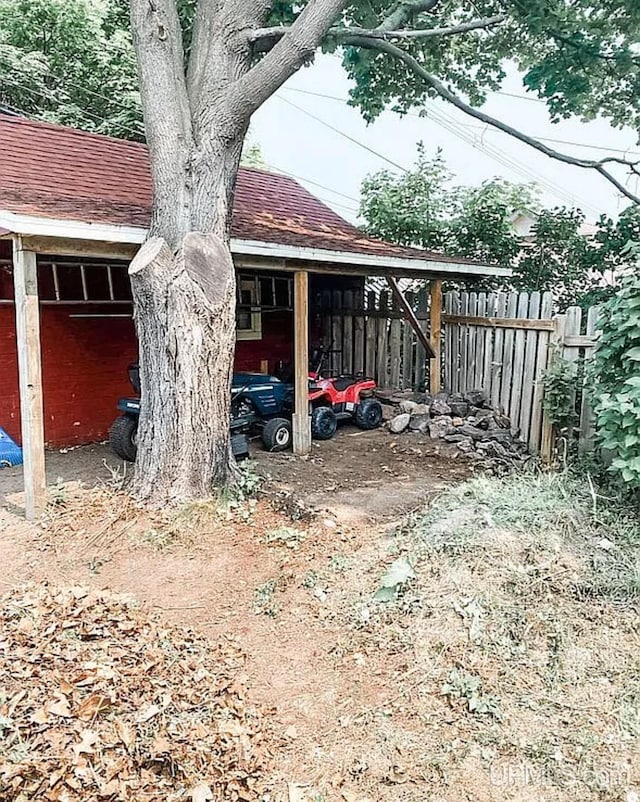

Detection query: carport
(0, 113), (509, 518)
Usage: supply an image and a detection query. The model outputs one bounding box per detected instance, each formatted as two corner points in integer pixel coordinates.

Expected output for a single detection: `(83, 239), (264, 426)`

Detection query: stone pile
(382, 388), (531, 473)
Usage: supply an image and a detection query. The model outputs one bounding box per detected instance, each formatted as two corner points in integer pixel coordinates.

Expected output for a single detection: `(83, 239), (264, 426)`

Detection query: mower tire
(355, 397), (383, 430)
(311, 406), (337, 440)
(262, 417), (292, 451)
(109, 415), (138, 462)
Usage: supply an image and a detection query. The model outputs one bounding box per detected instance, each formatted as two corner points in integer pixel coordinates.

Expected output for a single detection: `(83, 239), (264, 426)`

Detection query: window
(236, 276), (262, 340)
(37, 260), (132, 303)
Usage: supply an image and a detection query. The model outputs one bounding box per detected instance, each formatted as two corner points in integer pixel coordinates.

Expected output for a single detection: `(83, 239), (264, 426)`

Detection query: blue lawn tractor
(109, 363), (294, 462)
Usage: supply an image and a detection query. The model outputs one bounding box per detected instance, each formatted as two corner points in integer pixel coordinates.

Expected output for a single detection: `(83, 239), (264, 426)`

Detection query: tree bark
(129, 233), (237, 507)
(127, 0), (345, 506)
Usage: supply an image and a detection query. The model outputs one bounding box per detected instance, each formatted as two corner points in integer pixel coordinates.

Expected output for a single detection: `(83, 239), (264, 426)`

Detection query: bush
(592, 258), (640, 488)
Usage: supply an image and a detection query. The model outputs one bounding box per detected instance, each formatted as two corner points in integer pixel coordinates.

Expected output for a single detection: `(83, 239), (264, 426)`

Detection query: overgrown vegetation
(592, 255), (640, 489)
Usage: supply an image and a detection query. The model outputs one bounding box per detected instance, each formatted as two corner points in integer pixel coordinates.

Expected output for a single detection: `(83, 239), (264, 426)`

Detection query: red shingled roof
(0, 113), (459, 263)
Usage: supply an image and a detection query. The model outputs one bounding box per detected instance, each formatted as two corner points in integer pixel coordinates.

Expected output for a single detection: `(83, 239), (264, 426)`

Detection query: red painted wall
(0, 263), (360, 448)
(0, 303), (295, 448)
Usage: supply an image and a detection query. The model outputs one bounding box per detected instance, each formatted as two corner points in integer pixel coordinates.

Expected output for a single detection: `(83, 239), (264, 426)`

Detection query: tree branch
(249, 15), (505, 46)
(378, 0), (440, 31)
(231, 0), (347, 118)
(342, 35), (640, 206)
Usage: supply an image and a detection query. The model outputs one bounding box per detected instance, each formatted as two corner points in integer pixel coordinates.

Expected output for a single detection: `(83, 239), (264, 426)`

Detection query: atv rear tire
(311, 406), (337, 440)
(262, 417), (292, 451)
(109, 415), (138, 461)
(355, 398), (383, 430)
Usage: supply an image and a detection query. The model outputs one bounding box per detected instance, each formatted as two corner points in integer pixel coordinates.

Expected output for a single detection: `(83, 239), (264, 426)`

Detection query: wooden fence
(443, 291), (600, 456)
(316, 287), (433, 390)
(318, 288), (600, 457)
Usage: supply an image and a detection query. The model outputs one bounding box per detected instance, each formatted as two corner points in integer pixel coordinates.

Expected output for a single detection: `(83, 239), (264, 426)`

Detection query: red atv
(306, 346), (384, 440)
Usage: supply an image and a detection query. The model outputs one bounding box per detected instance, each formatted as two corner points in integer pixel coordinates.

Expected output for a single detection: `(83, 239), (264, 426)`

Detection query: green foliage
(343, 0), (640, 134)
(0, 0), (142, 139)
(592, 259), (640, 488)
(361, 148), (640, 308)
(360, 146), (536, 268)
(440, 669), (502, 718)
(540, 352), (579, 429)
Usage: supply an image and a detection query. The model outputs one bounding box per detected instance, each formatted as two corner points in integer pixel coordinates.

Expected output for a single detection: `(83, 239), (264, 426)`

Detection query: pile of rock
(383, 388), (531, 473)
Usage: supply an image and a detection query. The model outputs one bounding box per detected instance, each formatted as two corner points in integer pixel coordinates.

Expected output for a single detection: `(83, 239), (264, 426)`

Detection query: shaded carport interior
(0, 113), (510, 518)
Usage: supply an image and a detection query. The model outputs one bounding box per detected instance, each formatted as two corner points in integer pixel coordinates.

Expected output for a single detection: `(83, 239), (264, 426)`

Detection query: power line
(279, 87), (602, 213)
(281, 86), (640, 158)
(277, 95), (409, 173)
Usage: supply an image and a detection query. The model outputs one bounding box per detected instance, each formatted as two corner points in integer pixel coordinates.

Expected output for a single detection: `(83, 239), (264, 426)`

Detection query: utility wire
(282, 86), (640, 158)
(277, 95), (410, 173)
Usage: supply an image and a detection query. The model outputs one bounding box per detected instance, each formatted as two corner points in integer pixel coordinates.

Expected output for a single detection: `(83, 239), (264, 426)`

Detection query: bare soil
(0, 425), (470, 524)
(1, 443), (638, 802)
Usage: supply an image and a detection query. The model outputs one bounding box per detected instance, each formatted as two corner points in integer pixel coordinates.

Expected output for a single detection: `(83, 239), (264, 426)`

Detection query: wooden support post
(12, 236), (46, 519)
(292, 270), (311, 455)
(429, 279), (442, 396)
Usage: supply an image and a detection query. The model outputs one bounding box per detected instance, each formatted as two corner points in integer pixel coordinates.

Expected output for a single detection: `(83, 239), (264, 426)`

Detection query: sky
(250, 54), (640, 227)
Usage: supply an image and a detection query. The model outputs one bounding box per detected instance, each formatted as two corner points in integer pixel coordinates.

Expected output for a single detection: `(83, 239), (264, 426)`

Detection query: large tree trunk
(127, 0), (345, 505)
(129, 232), (238, 507)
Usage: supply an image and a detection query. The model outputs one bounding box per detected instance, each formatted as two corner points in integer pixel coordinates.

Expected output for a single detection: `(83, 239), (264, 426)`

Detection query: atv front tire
(355, 398), (383, 430)
(262, 417), (292, 451)
(311, 406), (337, 440)
(109, 415), (138, 461)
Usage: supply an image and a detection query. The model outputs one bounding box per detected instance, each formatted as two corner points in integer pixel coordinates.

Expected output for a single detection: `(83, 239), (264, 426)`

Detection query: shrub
(591, 258), (640, 488)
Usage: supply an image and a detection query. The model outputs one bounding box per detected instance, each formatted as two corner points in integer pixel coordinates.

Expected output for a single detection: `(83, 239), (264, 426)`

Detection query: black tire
(109, 415), (138, 461)
(355, 397), (383, 430)
(262, 417), (292, 452)
(311, 406), (337, 440)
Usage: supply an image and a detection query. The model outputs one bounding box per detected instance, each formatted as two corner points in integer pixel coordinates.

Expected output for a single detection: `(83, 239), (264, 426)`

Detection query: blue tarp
(0, 427), (22, 467)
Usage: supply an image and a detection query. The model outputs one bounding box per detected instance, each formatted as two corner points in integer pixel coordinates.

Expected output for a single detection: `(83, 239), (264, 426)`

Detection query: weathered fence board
(320, 287), (600, 456)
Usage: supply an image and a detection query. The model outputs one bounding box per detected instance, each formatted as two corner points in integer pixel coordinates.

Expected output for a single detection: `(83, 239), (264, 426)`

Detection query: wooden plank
(490, 292), (506, 409)
(449, 291), (461, 393)
(467, 292), (478, 390)
(482, 293), (496, 397)
(458, 293), (470, 393)
(402, 290), (414, 389)
(441, 314), (556, 330)
(353, 312), (365, 375)
(444, 291), (453, 391)
(376, 291), (389, 386)
(528, 291), (554, 453)
(365, 290), (377, 378)
(414, 287), (429, 390)
(386, 277), (436, 358)
(389, 319), (402, 387)
(541, 314), (565, 462)
(342, 290), (354, 375)
(579, 305), (600, 453)
(429, 279), (442, 395)
(499, 292), (519, 417)
(563, 305), (583, 437)
(508, 292), (531, 433)
(12, 237), (46, 520)
(518, 291), (541, 445)
(564, 334), (596, 348)
(475, 292), (487, 390)
(292, 271), (311, 455)
(331, 290), (343, 374)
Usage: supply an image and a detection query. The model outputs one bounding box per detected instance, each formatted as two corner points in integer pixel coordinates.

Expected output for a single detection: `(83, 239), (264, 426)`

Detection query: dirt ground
(2, 437), (638, 802)
(0, 425), (470, 523)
